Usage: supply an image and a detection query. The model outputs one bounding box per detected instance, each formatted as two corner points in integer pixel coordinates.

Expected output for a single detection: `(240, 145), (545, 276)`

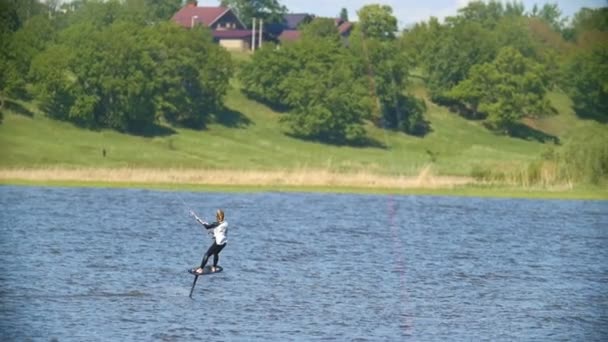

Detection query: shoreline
(1, 168), (606, 200)
(0, 167), (471, 189)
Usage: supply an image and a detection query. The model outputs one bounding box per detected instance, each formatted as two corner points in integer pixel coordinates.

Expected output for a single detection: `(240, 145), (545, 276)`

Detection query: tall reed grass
(471, 130), (608, 188)
(0, 166), (471, 189)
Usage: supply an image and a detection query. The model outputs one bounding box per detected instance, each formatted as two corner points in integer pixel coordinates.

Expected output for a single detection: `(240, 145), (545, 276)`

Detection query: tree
(0, 1), (19, 106)
(0, 0), (50, 104)
(7, 0), (46, 24)
(0, 0), (21, 32)
(447, 47), (552, 132)
(44, 0), (61, 16)
(415, 19), (497, 98)
(562, 44), (608, 122)
(529, 3), (566, 33)
(240, 44), (297, 109)
(280, 40), (371, 144)
(29, 45), (77, 121)
(300, 17), (340, 41)
(241, 37), (372, 144)
(563, 7), (608, 41)
(63, 0), (146, 28)
(455, 0), (506, 29)
(144, 0), (182, 20)
(504, 1), (525, 17)
(357, 4), (397, 40)
(30, 15), (232, 132)
(339, 7), (348, 22)
(150, 23), (233, 127)
(8, 15), (56, 75)
(71, 21), (158, 130)
(570, 7), (608, 33)
(220, 0), (287, 28)
(1, 14), (56, 99)
(350, 29), (428, 135)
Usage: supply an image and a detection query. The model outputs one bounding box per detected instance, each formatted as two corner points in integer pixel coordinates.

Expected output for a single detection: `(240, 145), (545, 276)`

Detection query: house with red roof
(276, 15), (354, 43)
(172, 1), (262, 51)
(172, 2), (354, 50)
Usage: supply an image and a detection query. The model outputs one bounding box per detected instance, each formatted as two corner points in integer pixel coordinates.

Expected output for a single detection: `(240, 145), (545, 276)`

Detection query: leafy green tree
(29, 44), (80, 122)
(0, 1), (19, 107)
(220, 0), (287, 28)
(417, 19), (497, 98)
(52, 21), (158, 130)
(563, 7), (608, 42)
(63, 0), (144, 28)
(239, 44), (296, 109)
(494, 16), (537, 58)
(531, 3), (567, 33)
(31, 16), (232, 132)
(571, 7), (608, 32)
(455, 0), (506, 29)
(279, 39), (371, 143)
(144, 0), (182, 20)
(504, 1), (525, 17)
(241, 38), (371, 143)
(300, 17), (340, 41)
(8, 15), (56, 75)
(339, 7), (348, 22)
(398, 18), (439, 69)
(351, 29), (428, 134)
(45, 0), (61, 15)
(4, 0), (45, 25)
(561, 44), (608, 122)
(403, 4), (562, 101)
(447, 47), (551, 132)
(0, 0), (21, 33)
(151, 23), (233, 127)
(1, 14), (56, 99)
(357, 4), (397, 40)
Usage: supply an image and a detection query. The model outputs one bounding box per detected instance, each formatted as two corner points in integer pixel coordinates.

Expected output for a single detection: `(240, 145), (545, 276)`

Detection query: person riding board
(190, 209), (228, 274)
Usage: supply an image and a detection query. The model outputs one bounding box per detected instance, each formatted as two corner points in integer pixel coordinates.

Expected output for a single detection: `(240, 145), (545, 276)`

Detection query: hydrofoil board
(188, 265), (223, 276)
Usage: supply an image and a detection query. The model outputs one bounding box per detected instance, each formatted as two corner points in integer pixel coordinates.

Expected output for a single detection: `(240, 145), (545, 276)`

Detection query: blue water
(1, 185), (607, 341)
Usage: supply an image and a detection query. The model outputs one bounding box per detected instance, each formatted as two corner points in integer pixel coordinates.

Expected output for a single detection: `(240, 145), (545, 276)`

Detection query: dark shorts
(206, 242), (226, 256)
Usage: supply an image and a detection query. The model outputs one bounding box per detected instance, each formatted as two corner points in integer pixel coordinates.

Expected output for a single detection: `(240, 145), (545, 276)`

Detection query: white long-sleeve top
(200, 220), (228, 245)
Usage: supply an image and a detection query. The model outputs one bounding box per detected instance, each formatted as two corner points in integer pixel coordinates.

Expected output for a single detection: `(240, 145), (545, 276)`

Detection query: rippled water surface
(1, 185), (607, 341)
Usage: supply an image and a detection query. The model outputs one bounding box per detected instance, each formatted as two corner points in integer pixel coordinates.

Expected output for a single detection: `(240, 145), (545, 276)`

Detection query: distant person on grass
(190, 209), (228, 274)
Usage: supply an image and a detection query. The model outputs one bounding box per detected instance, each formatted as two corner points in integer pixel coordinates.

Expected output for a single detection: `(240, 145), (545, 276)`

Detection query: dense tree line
(0, 0), (606, 142)
(1, 0), (232, 132)
(241, 34), (371, 143)
(240, 4), (428, 144)
(240, 1), (606, 143)
(401, 1), (607, 131)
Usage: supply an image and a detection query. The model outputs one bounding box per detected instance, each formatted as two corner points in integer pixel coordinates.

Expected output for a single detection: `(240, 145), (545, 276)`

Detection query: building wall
(219, 39), (249, 51)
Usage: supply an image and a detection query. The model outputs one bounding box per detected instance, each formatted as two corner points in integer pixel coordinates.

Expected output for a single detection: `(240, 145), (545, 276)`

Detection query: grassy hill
(0, 69), (604, 183)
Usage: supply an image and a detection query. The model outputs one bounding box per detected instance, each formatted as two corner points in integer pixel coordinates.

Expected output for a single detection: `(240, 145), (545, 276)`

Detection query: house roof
(278, 30), (301, 42)
(283, 13), (314, 30)
(337, 21), (353, 35)
(172, 5), (240, 28)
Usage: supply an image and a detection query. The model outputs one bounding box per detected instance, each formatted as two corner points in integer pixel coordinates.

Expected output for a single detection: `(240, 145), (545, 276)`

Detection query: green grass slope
(0, 80), (601, 178)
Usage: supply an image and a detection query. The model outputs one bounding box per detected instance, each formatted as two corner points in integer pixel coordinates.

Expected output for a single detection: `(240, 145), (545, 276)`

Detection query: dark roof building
(283, 13), (315, 30)
(172, 2), (246, 30)
(172, 2), (258, 51)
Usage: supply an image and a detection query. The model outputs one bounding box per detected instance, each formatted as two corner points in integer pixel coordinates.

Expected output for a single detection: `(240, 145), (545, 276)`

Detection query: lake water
(1, 185), (607, 341)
